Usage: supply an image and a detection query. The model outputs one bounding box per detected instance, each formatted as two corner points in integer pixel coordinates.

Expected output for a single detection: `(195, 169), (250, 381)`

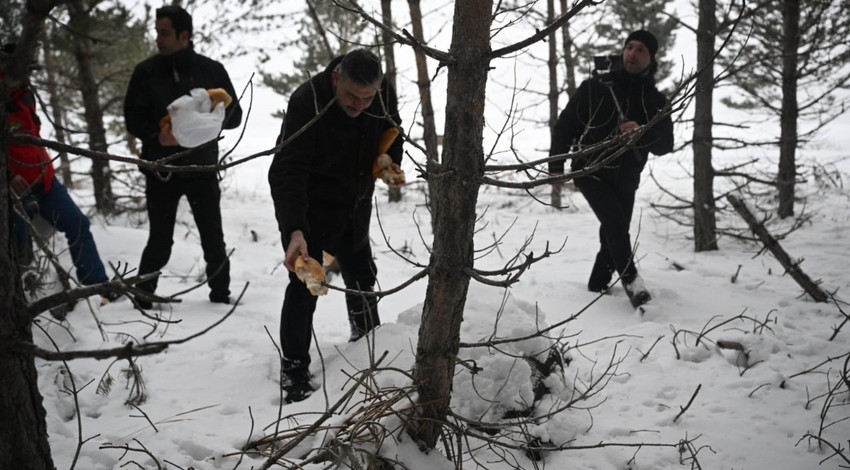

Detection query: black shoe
(100, 290), (123, 306)
(209, 292), (232, 304)
(281, 367), (314, 404)
(587, 253), (614, 293)
(133, 296), (153, 309)
(623, 275), (651, 308)
(348, 314), (380, 342)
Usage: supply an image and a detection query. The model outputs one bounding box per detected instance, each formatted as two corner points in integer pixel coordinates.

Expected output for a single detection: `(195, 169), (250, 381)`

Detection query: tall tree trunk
(547, 0), (558, 130)
(559, 0), (576, 97)
(42, 25), (74, 188)
(548, 0), (562, 207)
(0, 3), (57, 466)
(408, 0), (491, 450)
(69, 0), (114, 214)
(407, 0), (440, 164)
(777, 0), (799, 218)
(381, 0), (403, 203)
(693, 0), (718, 251)
(306, 0), (335, 61)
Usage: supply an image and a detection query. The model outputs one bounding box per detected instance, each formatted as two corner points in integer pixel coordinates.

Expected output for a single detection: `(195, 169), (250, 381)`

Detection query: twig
(673, 384), (702, 423)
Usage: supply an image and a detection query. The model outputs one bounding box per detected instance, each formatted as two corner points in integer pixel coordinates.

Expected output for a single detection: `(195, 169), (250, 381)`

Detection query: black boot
(588, 252), (614, 293)
(280, 359), (314, 403)
(623, 274), (651, 308)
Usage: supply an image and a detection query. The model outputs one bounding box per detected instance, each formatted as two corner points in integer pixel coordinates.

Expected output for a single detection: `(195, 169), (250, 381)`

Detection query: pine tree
(259, 0), (368, 117)
(719, 0), (850, 218)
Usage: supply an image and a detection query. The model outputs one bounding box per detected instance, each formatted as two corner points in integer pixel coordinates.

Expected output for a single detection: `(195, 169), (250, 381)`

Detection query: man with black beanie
(548, 29), (673, 308)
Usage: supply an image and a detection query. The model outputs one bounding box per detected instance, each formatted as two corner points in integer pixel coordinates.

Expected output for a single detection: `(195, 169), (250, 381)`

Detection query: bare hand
(10, 175), (31, 197)
(284, 230), (309, 272)
(158, 126), (179, 146)
(619, 121), (640, 133)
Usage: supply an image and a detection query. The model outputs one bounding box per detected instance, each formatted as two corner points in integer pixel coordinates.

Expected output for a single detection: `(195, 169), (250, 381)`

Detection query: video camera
(592, 54), (623, 83)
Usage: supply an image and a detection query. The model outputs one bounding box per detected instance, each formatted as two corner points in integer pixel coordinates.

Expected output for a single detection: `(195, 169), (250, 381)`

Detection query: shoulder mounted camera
(592, 54), (623, 84)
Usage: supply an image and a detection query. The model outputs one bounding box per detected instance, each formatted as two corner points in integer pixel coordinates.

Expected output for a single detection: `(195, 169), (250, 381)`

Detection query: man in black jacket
(549, 30), (673, 308)
(124, 5), (242, 308)
(269, 49), (403, 403)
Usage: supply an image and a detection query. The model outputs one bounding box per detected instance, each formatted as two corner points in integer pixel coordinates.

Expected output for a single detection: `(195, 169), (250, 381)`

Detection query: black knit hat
(624, 30), (658, 58)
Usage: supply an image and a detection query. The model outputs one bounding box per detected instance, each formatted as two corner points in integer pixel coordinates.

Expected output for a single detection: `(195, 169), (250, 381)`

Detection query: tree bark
(42, 25), (74, 188)
(547, 0), (558, 130)
(727, 195), (827, 302)
(381, 0), (403, 203)
(69, 0), (115, 214)
(558, 0), (576, 97)
(693, 0), (718, 251)
(0, 3), (57, 467)
(407, 0), (440, 165)
(408, 0), (491, 450)
(777, 0), (799, 218)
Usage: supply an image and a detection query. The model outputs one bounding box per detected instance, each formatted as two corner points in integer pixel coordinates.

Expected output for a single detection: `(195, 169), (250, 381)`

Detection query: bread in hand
(207, 88), (232, 110)
(159, 88), (231, 131)
(294, 256), (328, 296)
(371, 128), (405, 184)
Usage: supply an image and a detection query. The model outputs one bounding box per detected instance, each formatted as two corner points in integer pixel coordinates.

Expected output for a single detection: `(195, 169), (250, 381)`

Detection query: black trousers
(575, 170), (640, 285)
(138, 174), (230, 298)
(279, 213), (378, 372)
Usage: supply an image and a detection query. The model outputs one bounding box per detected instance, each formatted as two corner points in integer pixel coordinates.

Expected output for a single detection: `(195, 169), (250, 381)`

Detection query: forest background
(1, 0), (850, 469)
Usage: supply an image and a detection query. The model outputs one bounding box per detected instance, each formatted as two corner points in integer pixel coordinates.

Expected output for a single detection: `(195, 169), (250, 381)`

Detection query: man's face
(622, 40), (652, 74)
(332, 70), (381, 118)
(155, 18), (189, 55)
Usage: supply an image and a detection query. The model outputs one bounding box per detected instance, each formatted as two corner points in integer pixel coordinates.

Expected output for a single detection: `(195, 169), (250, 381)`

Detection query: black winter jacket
(549, 69), (673, 182)
(268, 56), (403, 247)
(124, 48), (242, 172)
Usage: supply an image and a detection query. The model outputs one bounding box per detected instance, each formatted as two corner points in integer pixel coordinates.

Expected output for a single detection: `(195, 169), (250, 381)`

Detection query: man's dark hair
(338, 49), (383, 85)
(156, 5), (193, 37)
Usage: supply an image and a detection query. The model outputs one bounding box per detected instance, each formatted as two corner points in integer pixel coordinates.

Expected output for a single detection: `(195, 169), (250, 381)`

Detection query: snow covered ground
(33, 132), (850, 468)
(26, 2), (850, 467)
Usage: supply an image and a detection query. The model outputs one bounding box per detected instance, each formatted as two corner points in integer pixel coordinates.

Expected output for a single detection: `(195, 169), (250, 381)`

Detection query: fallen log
(727, 195), (828, 303)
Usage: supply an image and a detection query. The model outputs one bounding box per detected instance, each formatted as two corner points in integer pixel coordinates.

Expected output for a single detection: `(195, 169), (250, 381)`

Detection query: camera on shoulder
(592, 54), (623, 83)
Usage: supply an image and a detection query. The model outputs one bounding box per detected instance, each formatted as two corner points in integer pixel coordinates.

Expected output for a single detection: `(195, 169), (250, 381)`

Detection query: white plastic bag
(167, 88), (225, 148)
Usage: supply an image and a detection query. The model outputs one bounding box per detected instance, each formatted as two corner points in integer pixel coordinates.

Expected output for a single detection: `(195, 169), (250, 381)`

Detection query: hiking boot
(209, 292), (233, 305)
(623, 274), (651, 308)
(348, 312), (380, 342)
(281, 367), (314, 404)
(587, 253), (614, 293)
(100, 290), (123, 306)
(133, 295), (153, 310)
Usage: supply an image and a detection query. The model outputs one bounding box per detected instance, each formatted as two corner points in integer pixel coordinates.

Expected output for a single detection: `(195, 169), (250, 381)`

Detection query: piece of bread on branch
(371, 127), (405, 185)
(294, 256), (328, 296)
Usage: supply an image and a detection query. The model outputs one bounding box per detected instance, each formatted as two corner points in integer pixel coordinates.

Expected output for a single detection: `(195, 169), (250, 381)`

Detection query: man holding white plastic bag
(123, 5), (242, 308)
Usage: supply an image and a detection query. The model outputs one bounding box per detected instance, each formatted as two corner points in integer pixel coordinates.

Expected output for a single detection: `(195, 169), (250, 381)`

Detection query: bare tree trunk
(777, 0), (799, 218)
(728, 195), (827, 302)
(407, 0), (440, 164)
(306, 0), (336, 61)
(0, 3), (57, 465)
(559, 0), (576, 97)
(693, 0), (718, 251)
(408, 0), (491, 450)
(68, 0), (114, 214)
(548, 0), (563, 207)
(547, 0), (558, 130)
(381, 0), (403, 203)
(42, 26), (74, 188)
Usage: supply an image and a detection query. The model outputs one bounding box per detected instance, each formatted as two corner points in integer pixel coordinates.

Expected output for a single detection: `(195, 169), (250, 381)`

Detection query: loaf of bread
(294, 256), (328, 296)
(371, 127), (405, 185)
